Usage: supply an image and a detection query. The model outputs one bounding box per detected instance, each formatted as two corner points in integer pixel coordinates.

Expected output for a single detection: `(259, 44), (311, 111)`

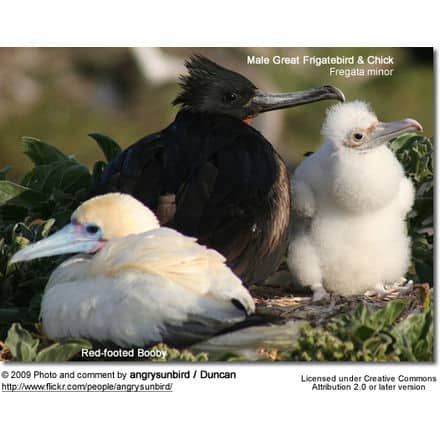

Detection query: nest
(250, 278), (431, 327)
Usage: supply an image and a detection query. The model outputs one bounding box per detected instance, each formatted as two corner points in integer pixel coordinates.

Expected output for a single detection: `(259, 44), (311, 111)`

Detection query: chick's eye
(223, 92), (238, 103)
(353, 133), (364, 141)
(85, 224), (100, 235)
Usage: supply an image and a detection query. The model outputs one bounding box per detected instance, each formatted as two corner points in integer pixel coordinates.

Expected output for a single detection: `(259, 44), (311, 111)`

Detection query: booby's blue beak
(10, 223), (103, 264)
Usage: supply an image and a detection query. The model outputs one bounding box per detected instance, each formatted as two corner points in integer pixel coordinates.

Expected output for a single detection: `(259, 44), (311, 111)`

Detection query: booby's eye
(223, 92), (238, 103)
(85, 224), (101, 236)
(353, 133), (364, 141)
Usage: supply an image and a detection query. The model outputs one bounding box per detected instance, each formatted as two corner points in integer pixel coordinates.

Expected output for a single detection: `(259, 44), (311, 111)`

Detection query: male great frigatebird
(94, 55), (345, 285)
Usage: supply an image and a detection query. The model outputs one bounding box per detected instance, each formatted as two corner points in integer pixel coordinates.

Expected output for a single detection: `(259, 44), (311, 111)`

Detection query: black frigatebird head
(173, 55), (345, 121)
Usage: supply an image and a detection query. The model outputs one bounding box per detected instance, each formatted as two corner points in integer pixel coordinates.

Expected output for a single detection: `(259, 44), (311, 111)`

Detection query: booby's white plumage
(288, 101), (421, 298)
(11, 193), (254, 347)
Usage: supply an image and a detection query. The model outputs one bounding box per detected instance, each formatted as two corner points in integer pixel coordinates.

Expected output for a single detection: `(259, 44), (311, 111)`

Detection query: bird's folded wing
(42, 271), (252, 348)
(291, 178), (316, 219)
(94, 131), (165, 208)
(88, 228), (253, 313)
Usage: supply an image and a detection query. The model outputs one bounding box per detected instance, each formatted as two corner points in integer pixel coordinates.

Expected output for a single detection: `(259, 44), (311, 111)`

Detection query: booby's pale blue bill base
(9, 223), (104, 264)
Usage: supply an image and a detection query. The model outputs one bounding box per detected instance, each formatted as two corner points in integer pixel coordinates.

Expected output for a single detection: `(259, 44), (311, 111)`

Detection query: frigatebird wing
(95, 111), (288, 284)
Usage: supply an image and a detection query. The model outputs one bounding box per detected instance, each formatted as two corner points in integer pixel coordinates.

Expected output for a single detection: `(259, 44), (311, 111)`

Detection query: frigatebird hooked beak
(172, 55), (344, 120)
(250, 85), (345, 115)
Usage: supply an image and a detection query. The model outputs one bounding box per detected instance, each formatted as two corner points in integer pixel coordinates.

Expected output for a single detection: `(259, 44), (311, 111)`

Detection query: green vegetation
(149, 343), (209, 362)
(281, 297), (433, 361)
(2, 323), (91, 362)
(390, 134), (433, 285)
(0, 133), (434, 362)
(0, 136), (121, 340)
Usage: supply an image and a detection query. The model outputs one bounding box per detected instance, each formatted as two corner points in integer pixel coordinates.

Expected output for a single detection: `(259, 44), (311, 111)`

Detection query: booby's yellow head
(72, 193), (159, 240)
(10, 193), (160, 264)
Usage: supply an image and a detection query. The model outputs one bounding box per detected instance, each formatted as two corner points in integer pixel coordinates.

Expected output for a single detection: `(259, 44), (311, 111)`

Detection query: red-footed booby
(287, 101), (422, 300)
(10, 193), (255, 347)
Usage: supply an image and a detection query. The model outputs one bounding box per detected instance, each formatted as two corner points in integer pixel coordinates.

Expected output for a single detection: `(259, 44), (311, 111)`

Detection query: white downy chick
(288, 101), (422, 299)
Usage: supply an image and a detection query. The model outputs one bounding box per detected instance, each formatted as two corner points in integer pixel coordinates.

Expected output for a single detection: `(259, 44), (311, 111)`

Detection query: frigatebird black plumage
(94, 55), (344, 284)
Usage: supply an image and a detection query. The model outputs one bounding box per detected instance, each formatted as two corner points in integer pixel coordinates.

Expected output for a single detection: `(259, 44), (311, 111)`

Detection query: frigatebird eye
(85, 224), (101, 236)
(223, 92), (238, 103)
(353, 133), (364, 141)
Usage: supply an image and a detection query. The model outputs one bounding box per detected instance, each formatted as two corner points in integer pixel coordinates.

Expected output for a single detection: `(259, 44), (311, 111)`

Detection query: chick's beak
(9, 223), (102, 264)
(250, 85), (345, 114)
(370, 118), (423, 145)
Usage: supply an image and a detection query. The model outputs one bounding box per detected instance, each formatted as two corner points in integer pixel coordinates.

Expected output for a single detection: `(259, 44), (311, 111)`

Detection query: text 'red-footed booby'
(287, 101), (422, 300)
(10, 193), (256, 348)
(94, 55), (345, 285)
